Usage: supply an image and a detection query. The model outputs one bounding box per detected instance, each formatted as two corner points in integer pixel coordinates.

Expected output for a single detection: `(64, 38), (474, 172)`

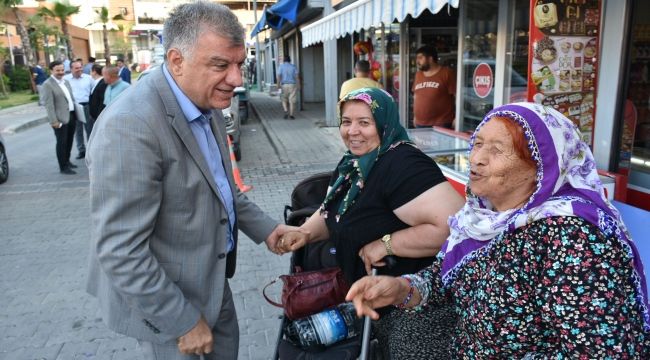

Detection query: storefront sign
(528, 0), (602, 146)
(473, 62), (493, 99)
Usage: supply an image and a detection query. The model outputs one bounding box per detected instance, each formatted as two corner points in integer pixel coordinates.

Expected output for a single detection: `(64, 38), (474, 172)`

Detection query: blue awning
(250, 9), (268, 38)
(250, 0), (301, 38)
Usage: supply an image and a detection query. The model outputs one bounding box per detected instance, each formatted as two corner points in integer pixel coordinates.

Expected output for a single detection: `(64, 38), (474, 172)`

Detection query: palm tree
(0, 0), (35, 65)
(94, 6), (123, 64)
(28, 14), (60, 65)
(38, 0), (80, 60)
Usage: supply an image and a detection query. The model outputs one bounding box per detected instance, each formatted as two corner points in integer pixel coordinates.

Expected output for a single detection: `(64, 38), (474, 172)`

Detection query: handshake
(265, 224), (310, 255)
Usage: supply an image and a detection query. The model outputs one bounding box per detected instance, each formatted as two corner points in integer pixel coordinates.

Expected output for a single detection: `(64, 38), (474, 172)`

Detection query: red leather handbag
(263, 267), (350, 320)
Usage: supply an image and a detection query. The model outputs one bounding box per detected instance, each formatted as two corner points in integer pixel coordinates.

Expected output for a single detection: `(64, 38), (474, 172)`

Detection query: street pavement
(0, 102), (48, 135)
(0, 91), (345, 360)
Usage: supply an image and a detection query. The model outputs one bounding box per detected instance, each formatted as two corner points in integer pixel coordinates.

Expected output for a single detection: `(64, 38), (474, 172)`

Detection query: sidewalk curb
(248, 94), (291, 164)
(1, 116), (48, 135)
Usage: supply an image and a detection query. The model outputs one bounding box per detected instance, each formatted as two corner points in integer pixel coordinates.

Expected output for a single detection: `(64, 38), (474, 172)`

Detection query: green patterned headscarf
(320, 87), (412, 222)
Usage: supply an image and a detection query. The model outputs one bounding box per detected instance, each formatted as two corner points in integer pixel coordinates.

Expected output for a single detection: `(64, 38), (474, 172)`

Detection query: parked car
(226, 88), (243, 161)
(137, 65), (243, 161)
(0, 132), (8, 184)
(236, 83), (250, 124)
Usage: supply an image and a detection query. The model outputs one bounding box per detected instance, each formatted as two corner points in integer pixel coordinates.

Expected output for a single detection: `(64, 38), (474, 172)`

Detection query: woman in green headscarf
(279, 87), (464, 359)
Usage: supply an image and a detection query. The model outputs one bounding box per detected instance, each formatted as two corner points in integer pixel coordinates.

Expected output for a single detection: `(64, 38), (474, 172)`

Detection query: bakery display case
(407, 128), (469, 155)
(430, 152), (471, 195)
(407, 128), (470, 194)
(408, 127), (618, 199)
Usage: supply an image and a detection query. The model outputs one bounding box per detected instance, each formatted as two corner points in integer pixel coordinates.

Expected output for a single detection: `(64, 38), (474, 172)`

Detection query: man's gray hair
(104, 65), (119, 77)
(163, 1), (244, 58)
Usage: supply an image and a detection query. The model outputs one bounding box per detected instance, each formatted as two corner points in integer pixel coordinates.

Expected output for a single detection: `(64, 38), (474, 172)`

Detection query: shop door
(619, 0), (650, 209)
(458, 0), (499, 132)
(406, 27), (459, 128)
(457, 0), (530, 133)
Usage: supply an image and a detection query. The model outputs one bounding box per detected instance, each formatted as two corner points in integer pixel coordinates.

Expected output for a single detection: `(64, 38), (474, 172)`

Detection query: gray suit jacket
(41, 76), (75, 125)
(86, 66), (278, 343)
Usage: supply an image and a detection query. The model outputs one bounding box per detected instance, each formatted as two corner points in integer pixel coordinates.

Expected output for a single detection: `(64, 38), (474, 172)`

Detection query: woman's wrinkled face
(340, 101), (381, 156)
(469, 118), (537, 211)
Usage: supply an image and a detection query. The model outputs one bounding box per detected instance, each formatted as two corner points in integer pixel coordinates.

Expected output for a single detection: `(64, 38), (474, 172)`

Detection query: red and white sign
(473, 63), (493, 99)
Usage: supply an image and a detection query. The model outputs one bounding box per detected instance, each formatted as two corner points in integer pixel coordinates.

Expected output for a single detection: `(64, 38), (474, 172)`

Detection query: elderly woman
(346, 103), (650, 357)
(279, 87), (464, 358)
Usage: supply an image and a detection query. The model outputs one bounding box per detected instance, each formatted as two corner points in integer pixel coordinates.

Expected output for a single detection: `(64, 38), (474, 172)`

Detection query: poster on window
(527, 0), (601, 146)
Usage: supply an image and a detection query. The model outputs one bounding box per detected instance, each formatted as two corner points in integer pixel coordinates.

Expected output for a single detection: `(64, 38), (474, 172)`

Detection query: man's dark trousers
(53, 111), (76, 171)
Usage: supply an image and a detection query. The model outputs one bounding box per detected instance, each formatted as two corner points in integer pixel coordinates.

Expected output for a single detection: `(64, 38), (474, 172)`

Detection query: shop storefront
(252, 0), (324, 94)
(617, 0), (650, 209)
(298, 0), (650, 211)
(301, 0), (458, 125)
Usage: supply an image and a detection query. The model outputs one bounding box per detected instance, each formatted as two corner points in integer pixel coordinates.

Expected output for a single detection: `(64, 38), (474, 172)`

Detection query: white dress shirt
(64, 73), (94, 103)
(52, 76), (74, 111)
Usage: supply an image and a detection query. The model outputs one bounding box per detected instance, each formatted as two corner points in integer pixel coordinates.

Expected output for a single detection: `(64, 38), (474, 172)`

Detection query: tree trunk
(12, 8), (35, 65)
(60, 20), (73, 60)
(0, 54), (8, 97)
(43, 34), (50, 66)
(102, 24), (110, 64)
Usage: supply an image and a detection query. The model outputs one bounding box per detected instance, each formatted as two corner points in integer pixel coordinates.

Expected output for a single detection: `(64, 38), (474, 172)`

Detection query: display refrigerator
(407, 128), (470, 196)
(407, 127), (616, 200)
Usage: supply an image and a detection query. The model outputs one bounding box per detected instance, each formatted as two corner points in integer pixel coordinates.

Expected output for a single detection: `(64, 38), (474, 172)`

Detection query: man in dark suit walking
(116, 58), (131, 84)
(41, 60), (78, 175)
(88, 63), (106, 133)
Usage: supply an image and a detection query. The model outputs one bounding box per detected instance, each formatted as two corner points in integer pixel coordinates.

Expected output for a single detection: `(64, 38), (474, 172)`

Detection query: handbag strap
(262, 278), (284, 308)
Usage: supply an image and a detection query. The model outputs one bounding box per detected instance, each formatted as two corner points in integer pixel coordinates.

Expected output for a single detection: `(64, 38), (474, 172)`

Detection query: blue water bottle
(285, 302), (360, 348)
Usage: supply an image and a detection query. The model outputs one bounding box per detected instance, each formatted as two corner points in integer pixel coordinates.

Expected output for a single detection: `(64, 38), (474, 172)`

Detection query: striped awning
(301, 0), (458, 47)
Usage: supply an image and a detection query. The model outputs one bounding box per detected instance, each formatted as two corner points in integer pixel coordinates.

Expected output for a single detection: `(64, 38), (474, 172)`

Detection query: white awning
(301, 0), (458, 47)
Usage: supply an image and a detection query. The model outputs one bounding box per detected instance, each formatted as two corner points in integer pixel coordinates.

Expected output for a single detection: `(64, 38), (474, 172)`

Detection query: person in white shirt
(41, 60), (78, 174)
(64, 60), (94, 160)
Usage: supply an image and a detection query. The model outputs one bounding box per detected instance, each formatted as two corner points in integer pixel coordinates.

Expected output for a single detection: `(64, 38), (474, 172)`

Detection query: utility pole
(253, 0), (263, 91)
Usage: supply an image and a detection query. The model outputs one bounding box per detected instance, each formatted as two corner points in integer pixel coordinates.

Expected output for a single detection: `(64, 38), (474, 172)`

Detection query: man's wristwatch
(381, 234), (394, 256)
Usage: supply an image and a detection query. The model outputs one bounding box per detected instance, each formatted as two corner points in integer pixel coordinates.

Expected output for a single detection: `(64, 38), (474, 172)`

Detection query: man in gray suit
(86, 2), (294, 359)
(41, 60), (78, 174)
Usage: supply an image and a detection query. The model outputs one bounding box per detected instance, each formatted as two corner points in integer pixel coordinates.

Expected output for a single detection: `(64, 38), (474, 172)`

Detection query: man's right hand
(177, 316), (213, 356)
(50, 121), (62, 129)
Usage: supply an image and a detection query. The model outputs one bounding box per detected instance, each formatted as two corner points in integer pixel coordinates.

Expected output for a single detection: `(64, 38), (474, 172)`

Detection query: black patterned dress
(408, 216), (650, 359)
(324, 145), (457, 359)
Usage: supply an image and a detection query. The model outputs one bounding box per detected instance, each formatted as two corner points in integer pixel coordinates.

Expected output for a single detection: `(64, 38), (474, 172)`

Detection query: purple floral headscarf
(440, 102), (649, 330)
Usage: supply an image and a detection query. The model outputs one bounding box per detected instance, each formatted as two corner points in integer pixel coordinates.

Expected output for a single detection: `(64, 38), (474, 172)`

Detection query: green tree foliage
(0, 0), (36, 65)
(94, 6), (123, 64)
(9, 65), (31, 91)
(28, 14), (61, 64)
(37, 1), (80, 60)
